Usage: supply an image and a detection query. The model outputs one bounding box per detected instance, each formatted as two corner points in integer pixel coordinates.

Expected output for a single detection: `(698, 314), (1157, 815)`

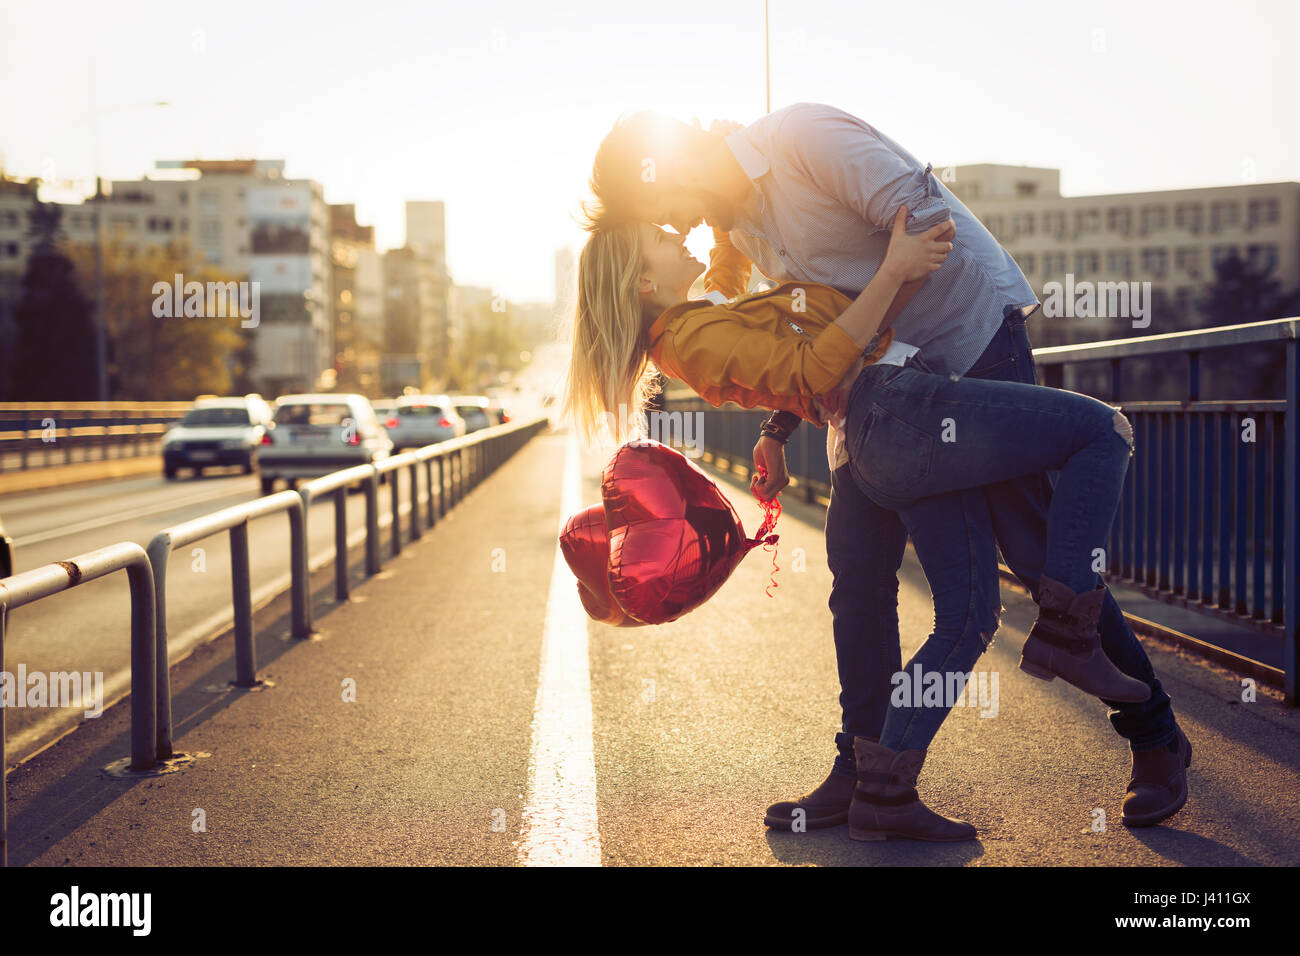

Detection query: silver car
(258, 394), (393, 494)
(384, 395), (466, 450)
(448, 395), (493, 434)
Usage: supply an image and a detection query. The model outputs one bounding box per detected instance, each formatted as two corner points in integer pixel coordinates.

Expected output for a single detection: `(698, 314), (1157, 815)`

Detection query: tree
(65, 238), (251, 400)
(1195, 251), (1300, 399)
(10, 198), (96, 400)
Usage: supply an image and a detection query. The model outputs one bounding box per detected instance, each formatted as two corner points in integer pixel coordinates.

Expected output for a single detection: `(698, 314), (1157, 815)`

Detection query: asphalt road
(5, 423), (1299, 866)
(0, 464), (411, 762)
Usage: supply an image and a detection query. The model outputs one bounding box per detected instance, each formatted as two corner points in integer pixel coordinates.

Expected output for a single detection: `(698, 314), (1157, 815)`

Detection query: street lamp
(89, 99), (171, 402)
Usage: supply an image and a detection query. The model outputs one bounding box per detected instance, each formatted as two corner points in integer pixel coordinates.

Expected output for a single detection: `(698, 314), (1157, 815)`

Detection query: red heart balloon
(559, 504), (644, 628)
(601, 439), (769, 625)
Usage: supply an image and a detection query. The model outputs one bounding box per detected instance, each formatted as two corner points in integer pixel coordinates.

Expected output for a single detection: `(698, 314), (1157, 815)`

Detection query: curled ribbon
(744, 465), (782, 597)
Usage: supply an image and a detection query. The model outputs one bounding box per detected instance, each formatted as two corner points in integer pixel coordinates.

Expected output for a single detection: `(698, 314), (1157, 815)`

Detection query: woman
(561, 205), (1149, 841)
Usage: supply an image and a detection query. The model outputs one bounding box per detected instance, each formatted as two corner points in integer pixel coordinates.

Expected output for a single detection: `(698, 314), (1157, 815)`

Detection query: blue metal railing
(660, 317), (1299, 704)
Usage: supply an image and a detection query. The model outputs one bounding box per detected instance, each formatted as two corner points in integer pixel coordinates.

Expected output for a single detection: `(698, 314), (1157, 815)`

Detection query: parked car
(0, 514), (13, 579)
(257, 394), (393, 494)
(484, 402), (512, 426)
(382, 395), (466, 450)
(162, 394), (274, 479)
(448, 395), (493, 433)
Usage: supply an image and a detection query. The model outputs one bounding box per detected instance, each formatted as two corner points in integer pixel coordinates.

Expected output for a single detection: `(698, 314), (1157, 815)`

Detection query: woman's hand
(752, 437), (789, 501)
(880, 204), (955, 283)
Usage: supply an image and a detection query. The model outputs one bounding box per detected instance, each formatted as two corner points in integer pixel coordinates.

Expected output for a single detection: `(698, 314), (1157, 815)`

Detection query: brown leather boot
(1123, 725), (1192, 827)
(1019, 575), (1151, 703)
(847, 737), (977, 842)
(763, 769), (857, 831)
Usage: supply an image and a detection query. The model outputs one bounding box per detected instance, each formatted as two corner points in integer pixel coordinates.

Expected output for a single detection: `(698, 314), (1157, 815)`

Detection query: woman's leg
(846, 361), (1134, 595)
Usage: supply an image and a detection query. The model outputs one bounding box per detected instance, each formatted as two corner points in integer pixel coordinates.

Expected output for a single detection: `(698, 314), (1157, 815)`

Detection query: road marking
(518, 431), (601, 866)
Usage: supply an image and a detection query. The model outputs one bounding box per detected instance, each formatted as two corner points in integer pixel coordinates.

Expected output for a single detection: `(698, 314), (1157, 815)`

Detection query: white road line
(518, 431), (601, 866)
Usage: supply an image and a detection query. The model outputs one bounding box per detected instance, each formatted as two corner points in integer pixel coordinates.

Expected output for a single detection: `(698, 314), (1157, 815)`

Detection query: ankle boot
(1019, 575), (1151, 703)
(1123, 725), (1192, 827)
(763, 769), (857, 830)
(847, 737), (977, 842)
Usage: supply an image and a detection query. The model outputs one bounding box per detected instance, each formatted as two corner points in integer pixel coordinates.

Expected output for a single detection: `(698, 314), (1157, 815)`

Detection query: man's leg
(965, 309), (1176, 749)
(763, 461), (907, 830)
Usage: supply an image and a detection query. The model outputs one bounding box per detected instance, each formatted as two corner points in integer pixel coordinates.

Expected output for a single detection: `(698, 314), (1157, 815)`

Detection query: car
(162, 395), (274, 479)
(448, 395), (493, 434)
(371, 399), (397, 422)
(381, 395), (467, 450)
(257, 394), (393, 494)
(484, 402), (511, 426)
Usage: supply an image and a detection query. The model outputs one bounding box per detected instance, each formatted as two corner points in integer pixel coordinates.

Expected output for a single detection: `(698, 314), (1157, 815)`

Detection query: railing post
(1284, 339), (1298, 705)
(390, 465), (402, 557)
(146, 533), (175, 759)
(333, 486), (349, 601)
(424, 457), (436, 528)
(126, 554), (157, 771)
(365, 469), (381, 575)
(409, 460), (422, 540)
(437, 456), (446, 518)
(229, 520), (257, 686)
(289, 496), (309, 638)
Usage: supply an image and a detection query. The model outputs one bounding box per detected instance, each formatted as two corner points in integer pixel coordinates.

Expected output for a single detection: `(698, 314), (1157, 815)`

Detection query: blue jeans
(823, 307), (1176, 771)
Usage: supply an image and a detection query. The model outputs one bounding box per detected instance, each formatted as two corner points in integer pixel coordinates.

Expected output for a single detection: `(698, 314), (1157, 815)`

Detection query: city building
(946, 165), (1300, 345)
(329, 203), (383, 394)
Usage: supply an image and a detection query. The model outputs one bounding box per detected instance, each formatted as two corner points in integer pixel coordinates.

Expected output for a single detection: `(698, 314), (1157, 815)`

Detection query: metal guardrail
(662, 317), (1299, 705)
(0, 403), (190, 472)
(0, 542), (157, 867)
(0, 414), (550, 866)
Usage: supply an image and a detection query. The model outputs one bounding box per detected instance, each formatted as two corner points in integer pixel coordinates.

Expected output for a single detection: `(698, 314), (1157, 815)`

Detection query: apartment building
(946, 164), (1300, 345)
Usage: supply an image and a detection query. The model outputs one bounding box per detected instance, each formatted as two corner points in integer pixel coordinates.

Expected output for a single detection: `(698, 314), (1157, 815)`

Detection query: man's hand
(752, 436), (790, 500)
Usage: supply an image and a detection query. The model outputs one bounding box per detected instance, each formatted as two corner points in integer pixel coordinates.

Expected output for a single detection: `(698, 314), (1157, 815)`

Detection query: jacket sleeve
(660, 303), (865, 406)
(777, 103), (952, 234)
(702, 227), (752, 300)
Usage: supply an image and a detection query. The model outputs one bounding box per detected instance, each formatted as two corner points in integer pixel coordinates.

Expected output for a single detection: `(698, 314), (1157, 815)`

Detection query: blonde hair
(561, 220), (664, 446)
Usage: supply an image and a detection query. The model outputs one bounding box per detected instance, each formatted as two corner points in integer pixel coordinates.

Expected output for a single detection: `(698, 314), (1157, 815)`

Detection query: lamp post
(88, 99), (171, 401)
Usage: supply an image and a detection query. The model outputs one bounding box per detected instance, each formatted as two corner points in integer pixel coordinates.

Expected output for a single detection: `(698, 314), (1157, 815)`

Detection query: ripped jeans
(841, 341), (1136, 753)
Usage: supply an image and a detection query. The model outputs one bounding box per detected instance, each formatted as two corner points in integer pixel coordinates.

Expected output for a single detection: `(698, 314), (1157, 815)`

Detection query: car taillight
(348, 432), (361, 446)
(500, 412), (510, 423)
(386, 417), (399, 429)
(261, 433), (273, 445)
(439, 417), (452, 428)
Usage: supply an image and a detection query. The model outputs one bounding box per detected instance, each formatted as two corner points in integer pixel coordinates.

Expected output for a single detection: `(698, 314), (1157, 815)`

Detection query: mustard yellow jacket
(646, 229), (894, 426)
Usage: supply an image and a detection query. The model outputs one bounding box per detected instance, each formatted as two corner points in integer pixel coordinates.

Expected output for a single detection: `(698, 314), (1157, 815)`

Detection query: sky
(0, 0), (1295, 302)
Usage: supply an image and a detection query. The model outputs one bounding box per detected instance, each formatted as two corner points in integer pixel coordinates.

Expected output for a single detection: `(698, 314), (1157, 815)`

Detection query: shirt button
(779, 248), (786, 256)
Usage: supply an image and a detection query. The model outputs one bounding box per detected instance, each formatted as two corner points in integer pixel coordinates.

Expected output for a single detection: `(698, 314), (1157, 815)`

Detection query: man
(587, 102), (1189, 831)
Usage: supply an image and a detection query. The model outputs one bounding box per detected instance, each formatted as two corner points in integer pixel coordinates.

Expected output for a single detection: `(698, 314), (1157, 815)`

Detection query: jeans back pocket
(850, 401), (934, 507)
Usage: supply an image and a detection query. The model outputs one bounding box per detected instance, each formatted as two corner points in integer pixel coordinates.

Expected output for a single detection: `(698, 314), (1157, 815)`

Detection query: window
(1175, 204), (1202, 234)
(1210, 245), (1238, 268)
(984, 215), (1004, 239)
(1106, 207), (1132, 234)
(199, 218), (221, 240)
(1012, 213), (1035, 237)
(1247, 199), (1280, 228)
(1106, 250), (1132, 274)
(1141, 248), (1169, 276)
(1210, 201), (1240, 232)
(0, 210), (18, 229)
(1017, 253), (1036, 274)
(1015, 181), (1037, 197)
(1043, 211), (1066, 238)
(1074, 250), (1100, 274)
(1175, 247), (1201, 277)
(1246, 243), (1279, 272)
(1140, 205), (1167, 233)
(1075, 209), (1100, 233)
(1045, 252), (1067, 274)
